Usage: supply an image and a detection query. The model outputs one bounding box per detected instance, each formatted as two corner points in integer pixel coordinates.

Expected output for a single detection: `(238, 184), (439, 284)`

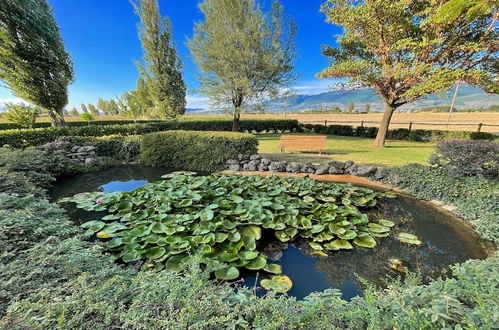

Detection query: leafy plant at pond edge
(61, 173), (395, 280)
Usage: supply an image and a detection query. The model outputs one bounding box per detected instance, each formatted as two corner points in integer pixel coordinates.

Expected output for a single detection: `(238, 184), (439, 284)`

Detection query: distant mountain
(263, 85), (499, 113)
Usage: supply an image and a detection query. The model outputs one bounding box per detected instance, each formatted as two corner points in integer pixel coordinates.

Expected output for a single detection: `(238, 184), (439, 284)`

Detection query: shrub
(140, 130), (258, 172)
(0, 119), (162, 130)
(0, 119), (300, 148)
(79, 112), (95, 122)
(3, 103), (40, 128)
(429, 140), (499, 178)
(69, 135), (142, 163)
(389, 164), (499, 243)
(302, 124), (496, 142)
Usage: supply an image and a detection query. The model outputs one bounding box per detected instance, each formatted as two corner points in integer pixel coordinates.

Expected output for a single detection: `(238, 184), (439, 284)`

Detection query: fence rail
(301, 120), (499, 132)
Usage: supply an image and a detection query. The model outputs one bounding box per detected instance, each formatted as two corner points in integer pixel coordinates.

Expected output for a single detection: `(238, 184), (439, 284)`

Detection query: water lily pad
(396, 232), (422, 246)
(353, 234), (377, 248)
(261, 275), (293, 293)
(308, 242), (323, 251)
(146, 247), (166, 260)
(310, 251), (328, 257)
(215, 266), (240, 280)
(389, 258), (408, 273)
(337, 230), (357, 240)
(106, 238), (123, 248)
(325, 239), (354, 250)
(239, 250), (259, 260)
(81, 220), (105, 232)
(200, 208), (214, 221)
(367, 223), (390, 233)
(165, 255), (187, 272)
(275, 231), (291, 242)
(263, 263), (282, 274)
(378, 219), (395, 227)
(96, 231), (113, 239)
(245, 256), (267, 270)
(242, 225), (262, 240)
(123, 252), (141, 263)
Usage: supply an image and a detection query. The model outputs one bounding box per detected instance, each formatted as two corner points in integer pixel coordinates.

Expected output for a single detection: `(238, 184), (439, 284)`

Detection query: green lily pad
(214, 266), (240, 280)
(325, 239), (353, 250)
(379, 219), (395, 227)
(263, 263), (282, 274)
(337, 230), (357, 240)
(81, 220), (105, 232)
(353, 234), (377, 248)
(239, 250), (259, 260)
(261, 275), (292, 293)
(123, 252), (141, 263)
(245, 256), (267, 270)
(396, 232), (422, 246)
(308, 242), (323, 251)
(165, 255), (187, 272)
(367, 223), (390, 233)
(242, 225), (262, 240)
(146, 247), (166, 260)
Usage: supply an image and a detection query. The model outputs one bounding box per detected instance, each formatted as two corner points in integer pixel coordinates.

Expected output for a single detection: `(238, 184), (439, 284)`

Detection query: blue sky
(0, 0), (341, 109)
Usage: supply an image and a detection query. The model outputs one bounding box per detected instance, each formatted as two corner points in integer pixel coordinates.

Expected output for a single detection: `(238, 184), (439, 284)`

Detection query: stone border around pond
(226, 154), (393, 181)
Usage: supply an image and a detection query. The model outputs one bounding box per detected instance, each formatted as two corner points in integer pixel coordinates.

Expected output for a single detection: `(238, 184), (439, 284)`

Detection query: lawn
(256, 133), (436, 167)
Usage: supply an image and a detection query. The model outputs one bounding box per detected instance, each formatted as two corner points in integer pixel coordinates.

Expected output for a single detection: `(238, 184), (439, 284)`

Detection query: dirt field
(185, 112), (499, 133)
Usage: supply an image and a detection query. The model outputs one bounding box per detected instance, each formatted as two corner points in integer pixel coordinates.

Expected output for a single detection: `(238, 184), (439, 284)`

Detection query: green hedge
(0, 119), (300, 148)
(140, 130), (258, 172)
(0, 119), (162, 130)
(303, 124), (497, 142)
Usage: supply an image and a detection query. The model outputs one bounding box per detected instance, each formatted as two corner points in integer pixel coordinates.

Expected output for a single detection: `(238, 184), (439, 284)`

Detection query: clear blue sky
(0, 0), (341, 109)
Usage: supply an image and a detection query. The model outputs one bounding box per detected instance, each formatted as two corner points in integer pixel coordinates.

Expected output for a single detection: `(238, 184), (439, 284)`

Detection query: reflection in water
(51, 166), (487, 301)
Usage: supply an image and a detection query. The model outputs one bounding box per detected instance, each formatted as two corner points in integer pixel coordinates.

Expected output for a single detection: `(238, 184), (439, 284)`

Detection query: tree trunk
(48, 109), (66, 127)
(232, 111), (241, 132)
(372, 104), (396, 148)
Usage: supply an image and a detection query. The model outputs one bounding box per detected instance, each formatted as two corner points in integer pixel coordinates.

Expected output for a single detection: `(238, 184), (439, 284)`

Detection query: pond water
(51, 165), (487, 301)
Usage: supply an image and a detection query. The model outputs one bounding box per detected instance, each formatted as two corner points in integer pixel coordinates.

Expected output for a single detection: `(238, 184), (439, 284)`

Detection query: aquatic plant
(61, 173), (394, 280)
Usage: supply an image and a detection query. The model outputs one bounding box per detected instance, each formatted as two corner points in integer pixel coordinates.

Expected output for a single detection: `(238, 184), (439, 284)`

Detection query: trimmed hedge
(0, 119), (162, 130)
(0, 119), (300, 148)
(140, 130), (258, 172)
(303, 124), (497, 142)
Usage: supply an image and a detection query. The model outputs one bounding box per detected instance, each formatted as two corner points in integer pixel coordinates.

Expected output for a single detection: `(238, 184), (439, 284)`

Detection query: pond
(51, 165), (488, 301)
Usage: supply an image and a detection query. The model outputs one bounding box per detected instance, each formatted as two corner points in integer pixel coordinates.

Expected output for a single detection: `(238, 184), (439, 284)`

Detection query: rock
(71, 146), (80, 152)
(249, 159), (261, 166)
(77, 145), (96, 153)
(226, 159), (239, 166)
(328, 161), (345, 174)
(286, 162), (302, 173)
(261, 158), (271, 166)
(84, 158), (98, 166)
(269, 161), (287, 172)
(238, 154), (250, 161)
(315, 164), (330, 175)
(374, 167), (391, 180)
(346, 164), (359, 175)
(258, 164), (269, 171)
(356, 165), (377, 177)
(249, 154), (262, 161)
(344, 160), (355, 170)
(300, 163), (315, 174)
(228, 164), (241, 171)
(243, 163), (257, 171)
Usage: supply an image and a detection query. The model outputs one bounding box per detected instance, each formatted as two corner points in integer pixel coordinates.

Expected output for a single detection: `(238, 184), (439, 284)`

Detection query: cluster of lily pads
(61, 172), (396, 283)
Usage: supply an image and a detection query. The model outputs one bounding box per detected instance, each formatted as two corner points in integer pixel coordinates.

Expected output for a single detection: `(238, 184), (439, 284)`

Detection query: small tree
(88, 104), (100, 117)
(0, 0), (73, 127)
(108, 100), (120, 115)
(79, 112), (94, 123)
(81, 104), (88, 114)
(117, 92), (143, 123)
(318, 0), (498, 147)
(69, 107), (79, 117)
(188, 0), (298, 131)
(97, 98), (109, 115)
(4, 103), (40, 128)
(132, 0), (186, 119)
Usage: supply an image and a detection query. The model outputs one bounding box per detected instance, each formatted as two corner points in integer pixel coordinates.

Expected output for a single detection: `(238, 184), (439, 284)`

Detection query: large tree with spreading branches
(188, 0), (298, 131)
(318, 0), (498, 147)
(0, 0), (74, 127)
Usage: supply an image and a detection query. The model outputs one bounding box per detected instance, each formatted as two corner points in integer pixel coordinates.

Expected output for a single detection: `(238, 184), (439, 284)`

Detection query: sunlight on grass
(256, 133), (436, 168)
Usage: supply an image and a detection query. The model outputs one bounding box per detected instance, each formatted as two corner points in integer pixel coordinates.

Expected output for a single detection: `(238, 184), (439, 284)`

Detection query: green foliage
(390, 164), (499, 243)
(429, 140), (499, 178)
(87, 104), (100, 117)
(3, 103), (40, 128)
(139, 131), (258, 171)
(0, 147), (74, 188)
(117, 91), (143, 122)
(79, 112), (95, 122)
(132, 0), (186, 119)
(188, 0), (297, 130)
(303, 123), (497, 142)
(0, 0), (73, 126)
(0, 119), (300, 148)
(62, 173), (390, 280)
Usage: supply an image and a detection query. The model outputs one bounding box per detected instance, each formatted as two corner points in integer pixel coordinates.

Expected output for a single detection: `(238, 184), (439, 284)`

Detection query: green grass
(255, 133), (436, 167)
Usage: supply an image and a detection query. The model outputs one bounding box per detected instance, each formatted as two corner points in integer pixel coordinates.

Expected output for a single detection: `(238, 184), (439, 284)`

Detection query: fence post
(477, 123), (483, 132)
(324, 119), (328, 127)
(408, 122), (413, 132)
(361, 121), (364, 128)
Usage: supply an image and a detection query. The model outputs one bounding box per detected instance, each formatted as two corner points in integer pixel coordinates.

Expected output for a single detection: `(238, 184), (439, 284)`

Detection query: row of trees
(0, 0), (497, 147)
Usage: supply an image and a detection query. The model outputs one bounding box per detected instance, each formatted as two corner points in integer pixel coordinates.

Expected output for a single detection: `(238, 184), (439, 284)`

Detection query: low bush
(389, 164), (499, 243)
(140, 130), (258, 172)
(303, 124), (497, 142)
(0, 119), (300, 148)
(0, 119), (162, 130)
(429, 140), (499, 178)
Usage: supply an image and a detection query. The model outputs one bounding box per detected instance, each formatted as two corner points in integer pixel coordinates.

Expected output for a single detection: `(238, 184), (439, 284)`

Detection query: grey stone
(84, 158), (98, 166)
(228, 164), (241, 171)
(261, 158), (271, 166)
(346, 164), (359, 175)
(286, 162), (302, 173)
(249, 154), (262, 161)
(328, 161), (346, 174)
(269, 161), (287, 172)
(374, 167), (391, 180)
(243, 163), (257, 171)
(238, 154), (250, 161)
(344, 160), (355, 169)
(315, 164), (330, 175)
(258, 164), (269, 171)
(356, 165), (377, 177)
(226, 159), (239, 166)
(77, 145), (96, 153)
(249, 159), (261, 166)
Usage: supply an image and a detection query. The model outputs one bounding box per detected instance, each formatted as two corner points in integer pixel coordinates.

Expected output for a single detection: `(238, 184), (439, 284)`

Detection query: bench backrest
(278, 135), (327, 150)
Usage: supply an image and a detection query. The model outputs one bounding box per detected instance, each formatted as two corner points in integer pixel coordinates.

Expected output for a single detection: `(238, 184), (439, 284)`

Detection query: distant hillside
(263, 85), (499, 113)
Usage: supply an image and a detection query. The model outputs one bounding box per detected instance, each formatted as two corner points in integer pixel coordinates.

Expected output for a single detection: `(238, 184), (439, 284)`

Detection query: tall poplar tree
(318, 0), (498, 147)
(132, 0), (186, 119)
(0, 0), (73, 126)
(188, 0), (297, 131)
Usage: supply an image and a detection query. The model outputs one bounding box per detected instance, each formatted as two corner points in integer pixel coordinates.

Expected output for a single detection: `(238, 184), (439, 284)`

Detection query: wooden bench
(278, 135), (327, 155)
